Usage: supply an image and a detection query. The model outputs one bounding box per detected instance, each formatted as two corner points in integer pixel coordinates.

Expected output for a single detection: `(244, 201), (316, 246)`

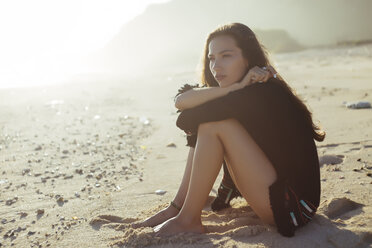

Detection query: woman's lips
(215, 75), (226, 81)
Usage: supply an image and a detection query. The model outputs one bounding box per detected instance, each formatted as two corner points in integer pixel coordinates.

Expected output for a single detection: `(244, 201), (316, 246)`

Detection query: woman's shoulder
(235, 78), (292, 106)
(260, 78), (301, 111)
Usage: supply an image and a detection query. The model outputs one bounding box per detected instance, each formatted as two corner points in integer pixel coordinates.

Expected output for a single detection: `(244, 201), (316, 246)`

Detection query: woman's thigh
(216, 118), (277, 225)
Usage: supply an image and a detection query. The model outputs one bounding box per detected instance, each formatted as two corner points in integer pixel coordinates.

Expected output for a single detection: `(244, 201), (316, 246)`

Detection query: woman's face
(208, 35), (249, 88)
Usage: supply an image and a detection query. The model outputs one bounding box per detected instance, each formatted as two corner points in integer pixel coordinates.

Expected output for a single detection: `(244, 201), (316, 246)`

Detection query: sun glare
(0, 0), (170, 88)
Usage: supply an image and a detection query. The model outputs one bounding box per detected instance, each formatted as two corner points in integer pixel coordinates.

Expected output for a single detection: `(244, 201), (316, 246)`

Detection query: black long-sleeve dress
(174, 78), (321, 237)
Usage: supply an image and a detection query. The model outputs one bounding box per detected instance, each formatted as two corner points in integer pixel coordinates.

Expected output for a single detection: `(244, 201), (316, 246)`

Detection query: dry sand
(1, 44), (372, 247)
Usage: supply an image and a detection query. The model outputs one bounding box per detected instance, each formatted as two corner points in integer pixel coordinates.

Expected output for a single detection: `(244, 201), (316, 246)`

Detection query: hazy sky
(0, 0), (170, 87)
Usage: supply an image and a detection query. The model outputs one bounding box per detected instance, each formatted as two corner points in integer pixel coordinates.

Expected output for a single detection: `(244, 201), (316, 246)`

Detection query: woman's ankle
(165, 205), (180, 217)
(176, 213), (202, 227)
(170, 199), (183, 211)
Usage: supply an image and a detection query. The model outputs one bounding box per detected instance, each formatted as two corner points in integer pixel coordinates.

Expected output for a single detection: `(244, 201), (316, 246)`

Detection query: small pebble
(36, 209), (44, 215)
(56, 197), (65, 203)
(344, 101), (371, 109)
(22, 168), (31, 175)
(155, 189), (167, 195)
(18, 212), (28, 218)
(363, 163), (372, 169)
(34, 146), (42, 151)
(5, 196), (18, 206)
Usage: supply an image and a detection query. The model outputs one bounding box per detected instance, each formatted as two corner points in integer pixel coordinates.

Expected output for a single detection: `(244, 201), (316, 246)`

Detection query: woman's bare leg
(133, 147), (195, 228)
(223, 159), (241, 192)
(219, 119), (277, 224)
(154, 121), (225, 235)
(154, 118), (277, 236)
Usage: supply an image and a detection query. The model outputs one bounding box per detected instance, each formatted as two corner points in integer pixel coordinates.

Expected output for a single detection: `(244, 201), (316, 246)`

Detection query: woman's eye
(223, 54), (231, 58)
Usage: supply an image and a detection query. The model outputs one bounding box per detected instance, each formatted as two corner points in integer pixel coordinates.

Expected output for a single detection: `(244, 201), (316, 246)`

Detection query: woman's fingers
(257, 66), (277, 82)
(247, 70), (257, 84)
(252, 67), (268, 83)
(262, 70), (271, 82)
(267, 65), (277, 78)
(242, 66), (278, 85)
(260, 69), (271, 82)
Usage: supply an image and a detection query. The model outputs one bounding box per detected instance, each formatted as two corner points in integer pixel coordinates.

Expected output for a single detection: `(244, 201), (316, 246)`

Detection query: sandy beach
(1, 43), (372, 247)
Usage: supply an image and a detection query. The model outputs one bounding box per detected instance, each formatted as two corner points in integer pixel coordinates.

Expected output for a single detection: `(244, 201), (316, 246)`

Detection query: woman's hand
(230, 66), (277, 92)
(245, 65), (277, 84)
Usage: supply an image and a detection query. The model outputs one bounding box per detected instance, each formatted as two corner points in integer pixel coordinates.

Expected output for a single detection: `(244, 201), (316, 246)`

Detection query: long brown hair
(199, 23), (325, 142)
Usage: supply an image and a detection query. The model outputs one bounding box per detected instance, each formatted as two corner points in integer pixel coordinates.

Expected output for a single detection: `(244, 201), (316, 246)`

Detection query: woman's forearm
(175, 83), (239, 110)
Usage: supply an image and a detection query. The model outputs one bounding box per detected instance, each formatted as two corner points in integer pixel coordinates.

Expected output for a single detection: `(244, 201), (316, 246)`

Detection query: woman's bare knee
(197, 121), (220, 134)
(217, 118), (243, 132)
(198, 118), (238, 135)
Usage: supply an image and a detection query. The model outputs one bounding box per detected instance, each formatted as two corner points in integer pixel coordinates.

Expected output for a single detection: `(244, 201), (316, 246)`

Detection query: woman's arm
(175, 84), (239, 111)
(174, 66), (276, 111)
(176, 80), (280, 134)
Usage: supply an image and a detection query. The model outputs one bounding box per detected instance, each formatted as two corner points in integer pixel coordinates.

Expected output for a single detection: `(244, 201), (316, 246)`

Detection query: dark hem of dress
(268, 179), (296, 237)
(269, 179), (318, 237)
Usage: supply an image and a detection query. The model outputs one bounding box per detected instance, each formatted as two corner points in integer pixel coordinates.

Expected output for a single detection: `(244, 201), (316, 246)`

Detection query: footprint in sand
(322, 197), (364, 219)
(348, 147), (361, 151)
(319, 154), (345, 166)
(205, 216), (263, 234)
(89, 215), (138, 229)
(328, 229), (372, 248)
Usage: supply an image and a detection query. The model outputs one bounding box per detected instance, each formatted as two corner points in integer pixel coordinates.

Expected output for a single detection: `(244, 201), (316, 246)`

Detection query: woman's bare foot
(153, 216), (205, 237)
(131, 205), (179, 228)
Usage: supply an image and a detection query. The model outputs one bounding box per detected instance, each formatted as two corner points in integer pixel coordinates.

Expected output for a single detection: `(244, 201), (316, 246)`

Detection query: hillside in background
(85, 0), (372, 76)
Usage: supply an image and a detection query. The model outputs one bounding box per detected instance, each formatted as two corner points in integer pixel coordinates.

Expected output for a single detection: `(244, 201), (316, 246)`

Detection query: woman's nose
(212, 59), (222, 71)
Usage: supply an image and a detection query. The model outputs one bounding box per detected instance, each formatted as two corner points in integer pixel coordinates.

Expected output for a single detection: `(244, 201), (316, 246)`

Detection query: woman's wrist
(227, 82), (243, 93)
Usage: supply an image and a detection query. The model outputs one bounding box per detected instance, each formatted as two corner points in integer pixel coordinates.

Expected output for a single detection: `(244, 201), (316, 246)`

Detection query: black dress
(174, 78), (321, 237)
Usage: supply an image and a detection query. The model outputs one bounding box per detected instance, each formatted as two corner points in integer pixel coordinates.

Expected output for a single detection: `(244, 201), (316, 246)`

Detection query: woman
(134, 23), (325, 237)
